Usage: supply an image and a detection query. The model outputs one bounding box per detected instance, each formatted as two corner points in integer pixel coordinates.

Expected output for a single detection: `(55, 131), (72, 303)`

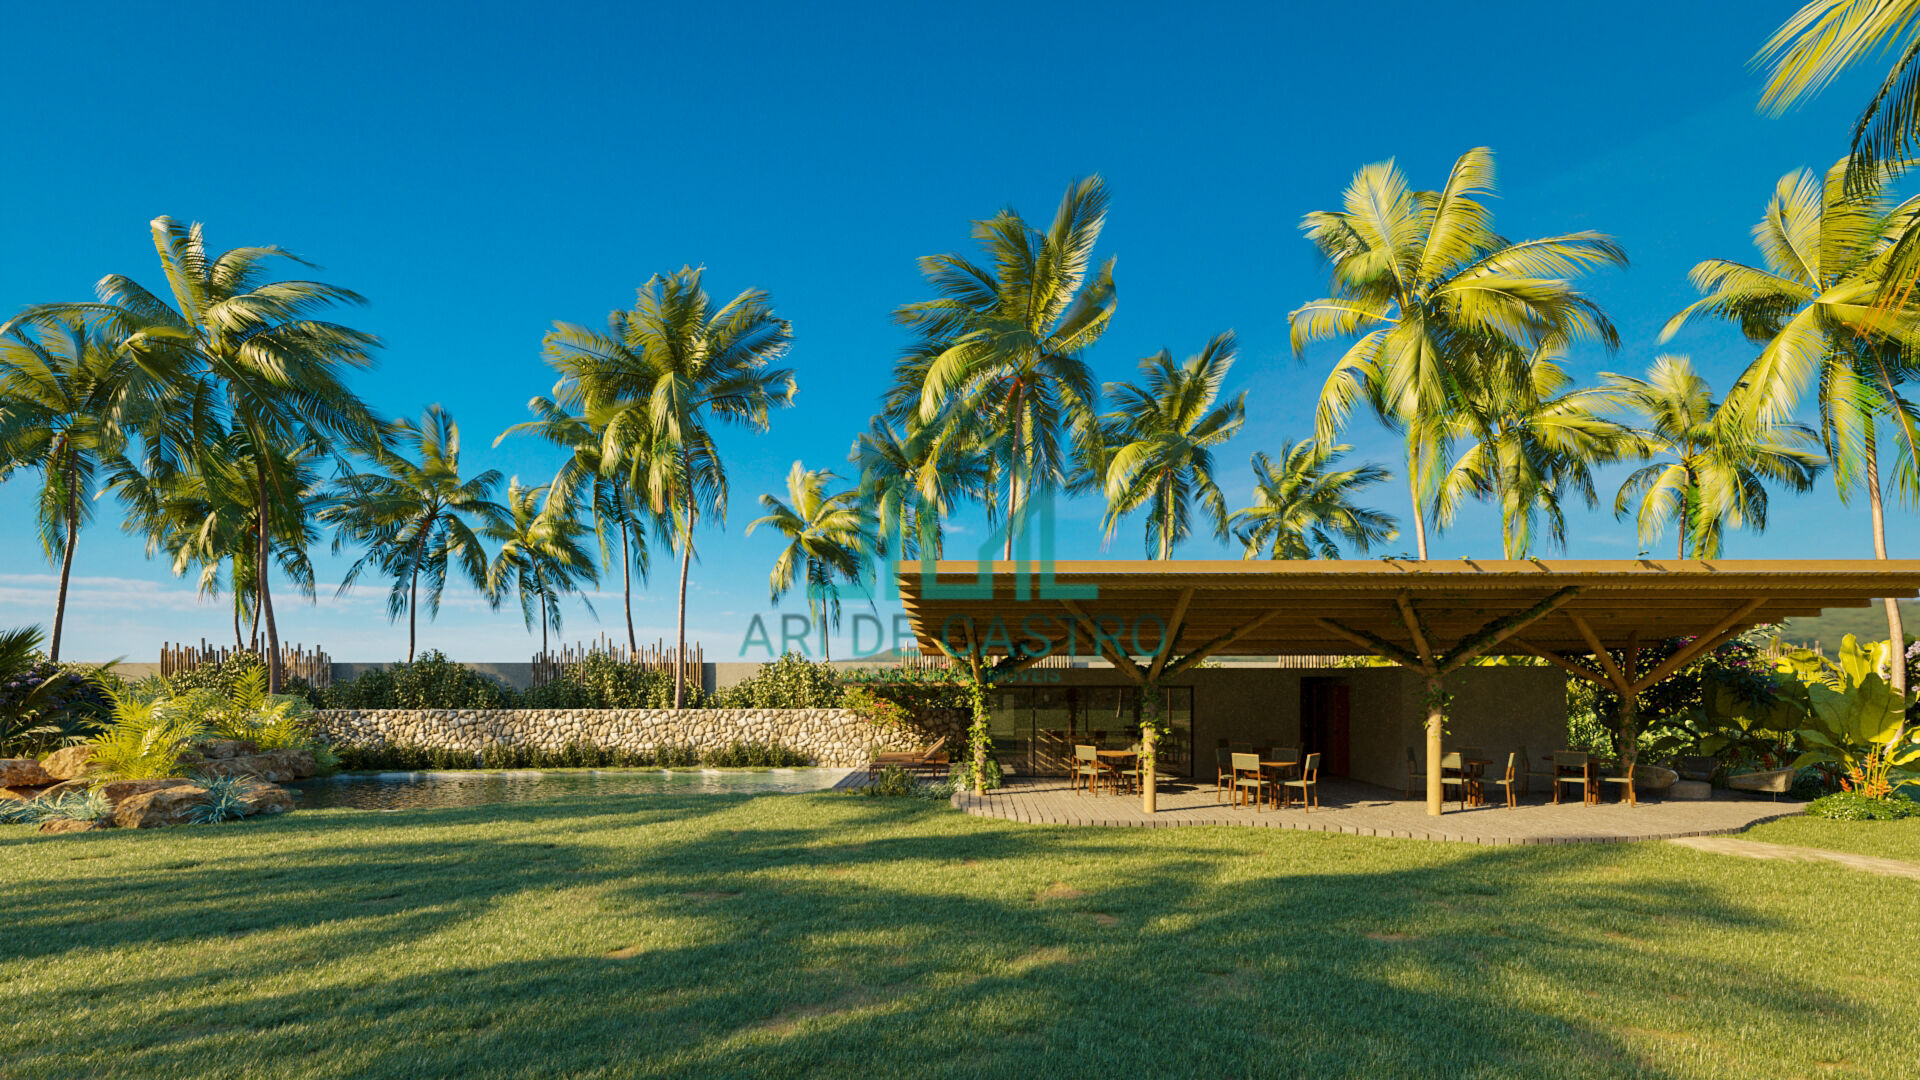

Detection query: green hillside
(1775, 600), (1920, 656)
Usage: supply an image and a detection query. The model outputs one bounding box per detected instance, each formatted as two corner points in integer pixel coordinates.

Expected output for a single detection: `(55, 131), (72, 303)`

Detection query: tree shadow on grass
(0, 794), (1903, 1079)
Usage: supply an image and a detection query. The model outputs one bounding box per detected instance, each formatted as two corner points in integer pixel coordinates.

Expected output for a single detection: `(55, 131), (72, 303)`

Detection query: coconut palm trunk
(621, 517), (637, 653)
(49, 450), (78, 662)
(673, 525), (693, 707)
(256, 458), (281, 693)
(1406, 451), (1430, 560)
(1005, 401), (1024, 560)
(1862, 424), (1908, 696)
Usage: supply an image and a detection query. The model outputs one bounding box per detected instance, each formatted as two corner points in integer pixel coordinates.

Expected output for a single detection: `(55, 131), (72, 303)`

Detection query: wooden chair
(1271, 746), (1301, 782)
(1281, 752), (1321, 811)
(1071, 744), (1103, 796)
(1602, 763), (1637, 807)
(1518, 745), (1556, 797)
(1553, 751), (1595, 806)
(1214, 747), (1236, 803)
(1480, 752), (1520, 809)
(1229, 752), (1267, 810)
(1438, 751), (1471, 811)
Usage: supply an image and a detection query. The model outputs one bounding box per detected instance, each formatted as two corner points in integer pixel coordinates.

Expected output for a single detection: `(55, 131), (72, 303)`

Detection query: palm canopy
(0, 314), (169, 658)
(892, 176), (1115, 557)
(1604, 355), (1825, 558)
(747, 461), (872, 659)
(1084, 332), (1247, 558)
(1436, 346), (1649, 558)
(1290, 147), (1627, 556)
(540, 266), (796, 705)
(483, 479), (599, 655)
(1228, 440), (1398, 560)
(1758, 0), (1920, 188)
(1660, 158), (1920, 493)
(849, 415), (991, 561)
(326, 405), (505, 661)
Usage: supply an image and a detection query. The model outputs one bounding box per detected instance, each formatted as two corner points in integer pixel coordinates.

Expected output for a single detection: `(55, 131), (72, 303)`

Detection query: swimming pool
(288, 768), (855, 810)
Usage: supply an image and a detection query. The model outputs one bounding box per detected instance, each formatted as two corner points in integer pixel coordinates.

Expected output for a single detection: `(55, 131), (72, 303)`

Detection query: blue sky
(1, 0), (1909, 662)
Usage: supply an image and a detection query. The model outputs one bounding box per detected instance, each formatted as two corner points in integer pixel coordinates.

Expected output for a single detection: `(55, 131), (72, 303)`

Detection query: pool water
(288, 768), (854, 810)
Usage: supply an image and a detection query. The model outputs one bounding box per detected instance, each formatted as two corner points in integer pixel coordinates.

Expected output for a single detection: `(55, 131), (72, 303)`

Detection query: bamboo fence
(531, 635), (704, 687)
(159, 640), (332, 688)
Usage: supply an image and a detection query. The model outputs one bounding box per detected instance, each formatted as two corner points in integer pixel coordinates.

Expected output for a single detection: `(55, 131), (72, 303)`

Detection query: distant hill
(1776, 600), (1920, 657)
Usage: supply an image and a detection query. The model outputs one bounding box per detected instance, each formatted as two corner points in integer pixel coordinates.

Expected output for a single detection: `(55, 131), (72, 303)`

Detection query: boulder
(0, 758), (54, 787)
(96, 777), (197, 808)
(114, 785), (209, 829)
(1633, 765), (1678, 792)
(178, 738), (260, 767)
(200, 748), (316, 783)
(1667, 779), (1712, 801)
(39, 745), (93, 780)
(243, 784), (295, 817)
(38, 818), (109, 834)
(34, 779), (92, 800)
(1, 784), (53, 802)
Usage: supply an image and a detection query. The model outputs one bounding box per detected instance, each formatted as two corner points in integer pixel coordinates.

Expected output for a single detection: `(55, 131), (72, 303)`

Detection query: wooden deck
(951, 775), (1802, 845)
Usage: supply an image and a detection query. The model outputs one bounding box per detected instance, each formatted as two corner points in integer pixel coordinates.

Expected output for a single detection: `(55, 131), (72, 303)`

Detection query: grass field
(1743, 815), (1920, 862)
(4, 794), (1918, 1079)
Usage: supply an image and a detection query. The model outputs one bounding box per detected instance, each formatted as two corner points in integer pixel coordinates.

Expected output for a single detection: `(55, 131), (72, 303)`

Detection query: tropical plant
(484, 480), (599, 657)
(850, 415), (991, 560)
(1227, 440), (1397, 559)
(1604, 354), (1825, 557)
(86, 692), (206, 780)
(184, 772), (263, 824)
(1081, 332), (1246, 558)
(1776, 636), (1920, 785)
(327, 405), (504, 661)
(1757, 1), (1920, 190)
(747, 462), (871, 660)
(541, 267), (797, 706)
(498, 398), (651, 650)
(1435, 345), (1648, 557)
(0, 314), (170, 659)
(39, 217), (384, 692)
(6, 788), (113, 825)
(1661, 159), (1920, 693)
(1290, 147), (1626, 557)
(318, 651), (516, 710)
(714, 652), (843, 709)
(892, 176), (1116, 558)
(0, 626), (81, 755)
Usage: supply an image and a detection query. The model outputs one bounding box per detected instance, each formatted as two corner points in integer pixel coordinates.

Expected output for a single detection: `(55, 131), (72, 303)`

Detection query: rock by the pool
(0, 758), (54, 787)
(39, 745), (93, 780)
(37, 819), (108, 834)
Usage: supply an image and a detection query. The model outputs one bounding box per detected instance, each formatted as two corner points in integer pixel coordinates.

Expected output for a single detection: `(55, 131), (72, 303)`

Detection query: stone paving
(1669, 836), (1920, 879)
(951, 775), (1803, 845)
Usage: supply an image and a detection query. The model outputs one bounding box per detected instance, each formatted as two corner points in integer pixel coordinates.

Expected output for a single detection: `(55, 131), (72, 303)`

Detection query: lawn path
(1669, 835), (1920, 879)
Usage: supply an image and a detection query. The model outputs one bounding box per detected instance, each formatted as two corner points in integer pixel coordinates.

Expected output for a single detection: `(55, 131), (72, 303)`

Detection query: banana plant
(1779, 636), (1919, 781)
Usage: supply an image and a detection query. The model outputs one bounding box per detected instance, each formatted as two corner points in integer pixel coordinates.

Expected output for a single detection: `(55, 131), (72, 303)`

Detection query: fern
(87, 694), (206, 780)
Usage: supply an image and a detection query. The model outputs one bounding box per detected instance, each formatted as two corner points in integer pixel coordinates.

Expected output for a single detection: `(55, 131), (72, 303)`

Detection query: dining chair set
(1214, 746), (1321, 811)
(1403, 745), (1638, 809)
(1069, 743), (1150, 796)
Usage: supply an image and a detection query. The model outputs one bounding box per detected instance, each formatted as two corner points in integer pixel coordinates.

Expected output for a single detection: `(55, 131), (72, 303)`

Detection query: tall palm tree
(1435, 346), (1648, 558)
(1662, 158), (1920, 692)
(893, 177), (1116, 558)
(746, 462), (871, 660)
(1604, 355), (1825, 558)
(484, 480), (599, 657)
(0, 314), (167, 659)
(327, 406), (505, 661)
(1758, 1), (1920, 190)
(849, 415), (991, 561)
(1084, 332), (1246, 558)
(541, 267), (795, 705)
(498, 397), (650, 651)
(1289, 148), (1627, 557)
(1228, 440), (1398, 559)
(25, 218), (382, 691)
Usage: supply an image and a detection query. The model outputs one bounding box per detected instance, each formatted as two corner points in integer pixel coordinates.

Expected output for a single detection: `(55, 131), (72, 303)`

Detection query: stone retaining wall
(312, 708), (968, 768)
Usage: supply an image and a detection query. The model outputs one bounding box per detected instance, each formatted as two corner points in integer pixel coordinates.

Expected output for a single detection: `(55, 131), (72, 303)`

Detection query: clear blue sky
(1, 0), (1907, 662)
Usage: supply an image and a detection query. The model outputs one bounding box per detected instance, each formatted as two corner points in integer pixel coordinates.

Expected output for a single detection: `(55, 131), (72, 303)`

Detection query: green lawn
(1743, 815), (1920, 862)
(4, 794), (1917, 1080)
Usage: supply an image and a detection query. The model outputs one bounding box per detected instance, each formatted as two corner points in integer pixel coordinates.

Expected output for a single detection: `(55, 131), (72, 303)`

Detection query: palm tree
(25, 218), (382, 691)
(893, 177), (1116, 558)
(498, 398), (650, 651)
(1084, 332), (1247, 558)
(1662, 158), (1920, 692)
(1604, 355), (1825, 558)
(746, 462), (871, 660)
(484, 480), (599, 657)
(327, 406), (505, 661)
(1289, 148), (1627, 557)
(1435, 346), (1648, 558)
(0, 314), (167, 659)
(849, 415), (991, 561)
(540, 267), (796, 705)
(1228, 440), (1398, 559)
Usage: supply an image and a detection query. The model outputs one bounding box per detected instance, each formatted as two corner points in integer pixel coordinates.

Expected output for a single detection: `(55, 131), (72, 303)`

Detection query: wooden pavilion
(898, 559), (1920, 815)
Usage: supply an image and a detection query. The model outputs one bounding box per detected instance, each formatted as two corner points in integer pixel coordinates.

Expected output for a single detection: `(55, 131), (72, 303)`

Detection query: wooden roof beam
(1148, 588), (1195, 682)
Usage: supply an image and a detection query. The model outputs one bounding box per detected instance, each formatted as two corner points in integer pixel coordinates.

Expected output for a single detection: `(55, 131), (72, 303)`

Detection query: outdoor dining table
(1096, 749), (1137, 794)
(1260, 759), (1299, 810)
(1462, 757), (1493, 807)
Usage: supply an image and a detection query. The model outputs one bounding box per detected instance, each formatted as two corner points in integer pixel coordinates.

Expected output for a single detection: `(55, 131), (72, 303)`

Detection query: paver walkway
(951, 775), (1801, 845)
(1668, 836), (1920, 879)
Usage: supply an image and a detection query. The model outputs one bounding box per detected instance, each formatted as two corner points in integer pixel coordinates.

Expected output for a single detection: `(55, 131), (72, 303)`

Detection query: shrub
(858, 765), (918, 797)
(521, 654), (691, 709)
(87, 694), (206, 780)
(949, 754), (1003, 792)
(716, 653), (842, 709)
(700, 741), (809, 767)
(1, 657), (116, 757)
(1804, 792), (1920, 821)
(841, 686), (910, 728)
(319, 652), (516, 710)
(6, 789), (114, 825)
(186, 773), (263, 824)
(332, 739), (773, 771)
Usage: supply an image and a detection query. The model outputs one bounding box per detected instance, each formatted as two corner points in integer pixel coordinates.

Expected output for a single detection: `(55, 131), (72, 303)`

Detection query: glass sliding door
(986, 686), (1194, 777)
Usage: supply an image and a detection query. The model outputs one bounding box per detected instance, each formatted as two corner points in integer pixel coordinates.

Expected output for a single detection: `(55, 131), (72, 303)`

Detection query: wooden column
(1424, 674), (1445, 817)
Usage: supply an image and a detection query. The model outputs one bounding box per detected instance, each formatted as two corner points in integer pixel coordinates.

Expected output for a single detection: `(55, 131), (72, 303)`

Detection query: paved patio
(951, 775), (1802, 845)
